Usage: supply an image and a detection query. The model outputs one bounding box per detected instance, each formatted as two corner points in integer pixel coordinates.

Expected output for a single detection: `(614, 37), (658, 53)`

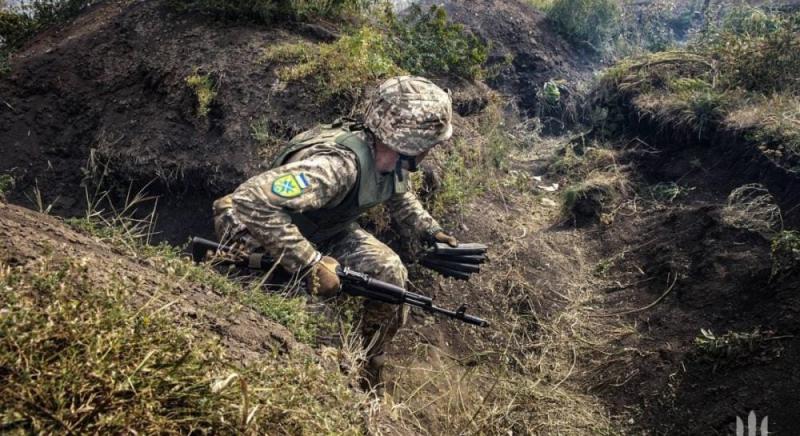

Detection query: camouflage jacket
(228, 126), (442, 273)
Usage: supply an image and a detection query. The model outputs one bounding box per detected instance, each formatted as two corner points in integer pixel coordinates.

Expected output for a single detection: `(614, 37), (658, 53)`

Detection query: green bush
(386, 5), (489, 79)
(709, 11), (800, 94)
(263, 26), (402, 99)
(547, 0), (620, 50)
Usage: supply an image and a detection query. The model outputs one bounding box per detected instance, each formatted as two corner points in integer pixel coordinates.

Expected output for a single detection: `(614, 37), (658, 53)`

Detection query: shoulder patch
(271, 173), (310, 198)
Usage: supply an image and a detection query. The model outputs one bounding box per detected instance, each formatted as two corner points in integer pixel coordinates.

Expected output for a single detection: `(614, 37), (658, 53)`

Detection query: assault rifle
(190, 237), (490, 327)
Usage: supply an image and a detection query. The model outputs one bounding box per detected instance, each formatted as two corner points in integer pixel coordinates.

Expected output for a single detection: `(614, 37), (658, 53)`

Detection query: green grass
(263, 27), (402, 100)
(185, 70), (217, 118)
(0, 257), (366, 434)
(66, 216), (321, 344)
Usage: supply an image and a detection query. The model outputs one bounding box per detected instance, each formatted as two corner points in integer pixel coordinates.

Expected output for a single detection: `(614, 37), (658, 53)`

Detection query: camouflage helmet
(364, 76), (453, 156)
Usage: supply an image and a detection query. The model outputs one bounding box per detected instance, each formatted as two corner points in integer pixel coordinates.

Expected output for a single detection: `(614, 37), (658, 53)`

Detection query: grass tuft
(185, 70), (217, 118)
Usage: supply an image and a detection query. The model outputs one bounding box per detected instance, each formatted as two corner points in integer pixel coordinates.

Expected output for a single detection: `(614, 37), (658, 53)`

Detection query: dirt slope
(0, 201), (300, 361)
(423, 0), (595, 122)
(0, 0), (593, 246)
(0, 0), (347, 243)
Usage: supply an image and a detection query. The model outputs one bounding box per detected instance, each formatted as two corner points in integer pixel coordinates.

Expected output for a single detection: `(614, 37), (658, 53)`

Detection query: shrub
(263, 27), (402, 100)
(547, 0), (620, 50)
(386, 5), (489, 79)
(262, 6), (489, 100)
(704, 8), (800, 94)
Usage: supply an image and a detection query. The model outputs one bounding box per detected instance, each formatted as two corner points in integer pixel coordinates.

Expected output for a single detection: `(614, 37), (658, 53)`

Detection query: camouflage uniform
(213, 76), (451, 360)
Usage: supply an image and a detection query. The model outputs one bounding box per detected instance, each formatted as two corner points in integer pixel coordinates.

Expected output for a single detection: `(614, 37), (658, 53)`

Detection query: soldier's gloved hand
(307, 256), (341, 297)
(433, 231), (459, 247)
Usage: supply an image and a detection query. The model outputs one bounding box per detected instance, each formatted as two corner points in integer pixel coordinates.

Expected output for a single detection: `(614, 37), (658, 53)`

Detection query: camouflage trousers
(213, 197), (408, 359)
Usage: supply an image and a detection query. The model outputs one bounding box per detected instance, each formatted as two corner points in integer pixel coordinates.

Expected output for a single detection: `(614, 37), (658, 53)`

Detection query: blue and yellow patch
(271, 173), (310, 198)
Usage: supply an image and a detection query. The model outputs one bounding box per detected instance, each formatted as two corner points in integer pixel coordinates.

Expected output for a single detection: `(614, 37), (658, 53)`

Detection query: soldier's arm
(385, 179), (442, 239)
(231, 150), (357, 273)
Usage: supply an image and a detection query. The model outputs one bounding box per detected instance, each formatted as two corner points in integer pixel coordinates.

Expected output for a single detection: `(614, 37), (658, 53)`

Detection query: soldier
(212, 76), (458, 387)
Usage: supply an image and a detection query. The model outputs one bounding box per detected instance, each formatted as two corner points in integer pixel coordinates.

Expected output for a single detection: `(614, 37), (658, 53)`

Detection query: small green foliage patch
(185, 70), (217, 117)
(770, 230), (800, 281)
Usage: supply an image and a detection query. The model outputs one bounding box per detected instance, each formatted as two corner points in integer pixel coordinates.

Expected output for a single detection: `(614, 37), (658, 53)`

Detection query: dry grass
(0, 256), (369, 434)
(721, 183), (783, 237)
(385, 233), (637, 434)
(726, 94), (800, 160)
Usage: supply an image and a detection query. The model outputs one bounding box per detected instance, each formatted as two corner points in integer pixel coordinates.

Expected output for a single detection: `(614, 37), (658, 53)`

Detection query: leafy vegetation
(595, 6), (800, 166)
(0, 257), (366, 434)
(386, 5), (489, 80)
(185, 70), (217, 118)
(546, 0), (620, 50)
(262, 5), (488, 101)
(263, 27), (402, 100)
(694, 328), (778, 362)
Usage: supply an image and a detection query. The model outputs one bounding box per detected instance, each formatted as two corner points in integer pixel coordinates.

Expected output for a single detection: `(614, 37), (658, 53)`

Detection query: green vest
(271, 121), (408, 243)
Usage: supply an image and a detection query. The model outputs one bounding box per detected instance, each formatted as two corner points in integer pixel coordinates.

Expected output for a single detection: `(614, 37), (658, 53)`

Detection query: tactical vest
(271, 121), (408, 243)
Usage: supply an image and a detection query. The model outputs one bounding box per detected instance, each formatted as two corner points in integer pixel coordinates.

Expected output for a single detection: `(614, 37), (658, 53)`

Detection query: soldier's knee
(374, 251), (407, 286)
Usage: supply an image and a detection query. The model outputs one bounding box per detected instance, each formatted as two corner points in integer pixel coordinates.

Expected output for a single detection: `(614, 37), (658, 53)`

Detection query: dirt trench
(578, 125), (800, 433)
(3, 0), (800, 434)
